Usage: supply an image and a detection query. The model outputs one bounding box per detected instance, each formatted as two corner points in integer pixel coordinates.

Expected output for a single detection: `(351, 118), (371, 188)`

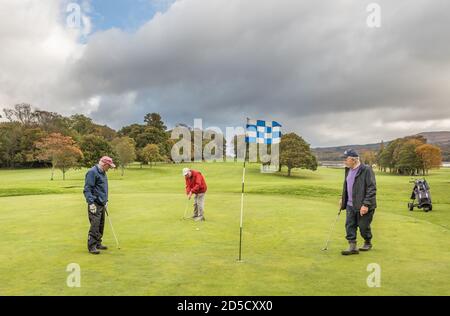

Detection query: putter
(105, 209), (121, 250)
(322, 208), (343, 251)
(182, 198), (191, 220)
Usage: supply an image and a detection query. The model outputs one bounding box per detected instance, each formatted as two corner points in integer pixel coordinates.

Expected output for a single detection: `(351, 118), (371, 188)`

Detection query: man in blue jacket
(83, 156), (116, 255)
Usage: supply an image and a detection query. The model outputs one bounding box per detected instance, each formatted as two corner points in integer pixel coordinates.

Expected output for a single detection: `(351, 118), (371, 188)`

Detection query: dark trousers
(87, 203), (106, 250)
(345, 205), (375, 242)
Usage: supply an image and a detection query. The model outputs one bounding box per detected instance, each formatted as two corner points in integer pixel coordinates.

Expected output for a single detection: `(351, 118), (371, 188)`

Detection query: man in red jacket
(183, 168), (208, 221)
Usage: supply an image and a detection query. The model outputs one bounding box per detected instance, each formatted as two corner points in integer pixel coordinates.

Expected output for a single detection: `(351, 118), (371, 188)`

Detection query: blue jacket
(83, 165), (108, 206)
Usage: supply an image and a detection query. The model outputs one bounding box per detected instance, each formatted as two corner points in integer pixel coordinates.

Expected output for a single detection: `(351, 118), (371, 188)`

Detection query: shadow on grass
(245, 167), (322, 180)
(246, 184), (341, 198)
(0, 188), (63, 198)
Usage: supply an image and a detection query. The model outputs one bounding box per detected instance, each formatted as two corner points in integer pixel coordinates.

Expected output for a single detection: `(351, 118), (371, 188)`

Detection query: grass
(0, 163), (449, 296)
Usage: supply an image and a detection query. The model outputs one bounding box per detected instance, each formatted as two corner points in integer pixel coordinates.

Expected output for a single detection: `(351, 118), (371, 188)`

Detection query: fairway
(0, 163), (449, 296)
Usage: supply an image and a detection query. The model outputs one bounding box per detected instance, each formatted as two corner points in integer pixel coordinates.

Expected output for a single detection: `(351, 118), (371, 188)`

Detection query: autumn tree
(35, 133), (83, 180)
(416, 144), (442, 175)
(377, 136), (432, 175)
(361, 150), (377, 166)
(112, 137), (136, 176)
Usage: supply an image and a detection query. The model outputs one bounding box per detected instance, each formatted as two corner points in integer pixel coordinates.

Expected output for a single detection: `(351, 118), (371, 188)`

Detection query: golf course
(0, 163), (449, 296)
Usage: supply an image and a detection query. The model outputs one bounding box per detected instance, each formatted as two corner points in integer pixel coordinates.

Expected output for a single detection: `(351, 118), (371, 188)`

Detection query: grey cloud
(2, 0), (450, 146)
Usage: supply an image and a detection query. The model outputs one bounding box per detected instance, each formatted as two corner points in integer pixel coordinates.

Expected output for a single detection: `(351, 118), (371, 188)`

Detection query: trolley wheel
(408, 202), (414, 211)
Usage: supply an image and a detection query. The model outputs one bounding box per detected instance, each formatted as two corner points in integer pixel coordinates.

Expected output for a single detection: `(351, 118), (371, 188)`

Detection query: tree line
(359, 135), (442, 176)
(0, 104), (177, 178)
(0, 104), (319, 179)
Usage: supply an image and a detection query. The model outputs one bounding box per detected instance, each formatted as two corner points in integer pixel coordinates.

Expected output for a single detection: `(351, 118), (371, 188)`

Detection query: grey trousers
(193, 193), (206, 218)
(345, 205), (375, 242)
(87, 203), (106, 251)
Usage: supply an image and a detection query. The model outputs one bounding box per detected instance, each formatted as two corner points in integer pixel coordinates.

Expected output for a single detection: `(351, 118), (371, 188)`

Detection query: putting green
(0, 163), (449, 295)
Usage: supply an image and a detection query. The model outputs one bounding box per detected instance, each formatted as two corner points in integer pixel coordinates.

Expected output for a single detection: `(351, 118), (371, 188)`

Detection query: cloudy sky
(1, 0), (449, 147)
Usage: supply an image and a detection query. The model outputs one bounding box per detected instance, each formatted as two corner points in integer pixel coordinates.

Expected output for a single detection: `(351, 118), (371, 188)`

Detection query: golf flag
(245, 119), (282, 144)
(238, 118), (282, 262)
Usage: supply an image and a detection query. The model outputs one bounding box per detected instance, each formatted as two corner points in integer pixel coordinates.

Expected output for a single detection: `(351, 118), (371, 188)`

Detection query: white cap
(183, 168), (190, 176)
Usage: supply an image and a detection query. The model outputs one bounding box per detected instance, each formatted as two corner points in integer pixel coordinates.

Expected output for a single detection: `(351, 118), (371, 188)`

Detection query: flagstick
(238, 141), (249, 262)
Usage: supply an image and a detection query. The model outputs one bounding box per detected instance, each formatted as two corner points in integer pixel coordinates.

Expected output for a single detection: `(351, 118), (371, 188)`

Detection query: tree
(70, 114), (95, 135)
(20, 127), (46, 165)
(70, 114), (117, 140)
(119, 114), (171, 162)
(0, 121), (49, 168)
(280, 133), (318, 177)
(378, 135), (429, 175)
(32, 110), (73, 136)
(141, 144), (163, 167)
(79, 135), (115, 168)
(134, 126), (168, 148)
(119, 123), (169, 149)
(93, 125), (117, 141)
(35, 133), (83, 180)
(144, 113), (167, 130)
(395, 139), (424, 175)
(361, 150), (377, 166)
(379, 140), (398, 173)
(0, 104), (118, 169)
(112, 137), (136, 176)
(416, 144), (442, 175)
(0, 122), (23, 168)
(3, 104), (36, 125)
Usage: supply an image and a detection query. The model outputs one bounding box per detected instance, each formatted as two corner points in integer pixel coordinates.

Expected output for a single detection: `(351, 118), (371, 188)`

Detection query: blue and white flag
(245, 119), (282, 144)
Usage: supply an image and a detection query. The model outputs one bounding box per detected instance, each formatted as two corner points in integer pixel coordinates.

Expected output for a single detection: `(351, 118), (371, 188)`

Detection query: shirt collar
(96, 164), (105, 174)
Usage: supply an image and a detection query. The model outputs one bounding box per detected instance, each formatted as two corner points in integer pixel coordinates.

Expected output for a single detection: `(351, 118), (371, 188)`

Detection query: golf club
(105, 209), (121, 250)
(182, 198), (191, 220)
(322, 208), (343, 251)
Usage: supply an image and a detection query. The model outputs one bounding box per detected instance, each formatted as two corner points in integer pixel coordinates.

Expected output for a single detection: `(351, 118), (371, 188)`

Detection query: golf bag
(408, 179), (432, 212)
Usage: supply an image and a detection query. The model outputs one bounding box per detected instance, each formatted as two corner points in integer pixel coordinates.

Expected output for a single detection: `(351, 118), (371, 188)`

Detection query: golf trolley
(408, 179), (432, 212)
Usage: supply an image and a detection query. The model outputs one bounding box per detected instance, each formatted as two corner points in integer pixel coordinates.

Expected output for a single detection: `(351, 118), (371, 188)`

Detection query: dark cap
(342, 149), (359, 159)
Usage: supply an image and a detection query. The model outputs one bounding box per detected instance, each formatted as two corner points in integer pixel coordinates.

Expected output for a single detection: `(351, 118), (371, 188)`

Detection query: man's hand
(338, 198), (343, 209)
(89, 204), (97, 214)
(360, 205), (369, 216)
(188, 192), (193, 200)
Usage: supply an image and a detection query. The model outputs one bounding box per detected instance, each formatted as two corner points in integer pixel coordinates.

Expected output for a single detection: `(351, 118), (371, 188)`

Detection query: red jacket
(185, 170), (207, 194)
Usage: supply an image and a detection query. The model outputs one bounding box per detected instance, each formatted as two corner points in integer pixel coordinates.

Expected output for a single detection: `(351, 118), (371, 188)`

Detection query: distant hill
(313, 131), (450, 162)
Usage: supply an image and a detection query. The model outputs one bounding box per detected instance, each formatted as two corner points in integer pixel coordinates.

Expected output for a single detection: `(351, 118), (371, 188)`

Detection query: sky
(0, 0), (449, 147)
